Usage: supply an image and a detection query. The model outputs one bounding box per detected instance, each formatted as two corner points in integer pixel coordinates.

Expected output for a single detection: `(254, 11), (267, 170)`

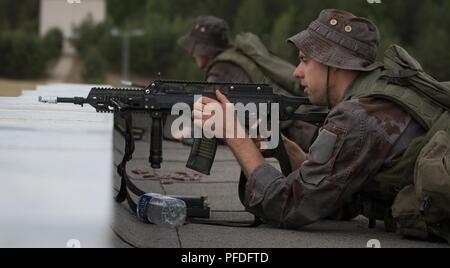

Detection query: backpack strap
(350, 69), (444, 130)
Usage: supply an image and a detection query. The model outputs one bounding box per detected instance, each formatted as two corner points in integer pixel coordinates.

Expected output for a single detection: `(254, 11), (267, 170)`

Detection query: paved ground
(111, 119), (449, 248)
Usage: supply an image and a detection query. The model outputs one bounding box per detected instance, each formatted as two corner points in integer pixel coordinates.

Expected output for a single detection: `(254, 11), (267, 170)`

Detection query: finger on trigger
(216, 89), (230, 103)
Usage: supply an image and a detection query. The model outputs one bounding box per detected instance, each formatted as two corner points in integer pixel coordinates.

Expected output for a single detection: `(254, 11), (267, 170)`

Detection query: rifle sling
(114, 109), (144, 213)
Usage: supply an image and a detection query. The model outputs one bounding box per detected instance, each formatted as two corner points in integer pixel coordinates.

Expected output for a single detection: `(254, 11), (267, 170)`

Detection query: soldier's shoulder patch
(309, 128), (338, 164)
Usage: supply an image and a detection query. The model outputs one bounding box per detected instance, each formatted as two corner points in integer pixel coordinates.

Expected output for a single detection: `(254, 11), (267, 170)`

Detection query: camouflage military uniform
(243, 75), (426, 228)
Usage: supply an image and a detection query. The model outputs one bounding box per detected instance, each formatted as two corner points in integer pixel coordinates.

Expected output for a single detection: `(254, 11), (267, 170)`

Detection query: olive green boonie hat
(288, 9), (382, 71)
(178, 16), (230, 58)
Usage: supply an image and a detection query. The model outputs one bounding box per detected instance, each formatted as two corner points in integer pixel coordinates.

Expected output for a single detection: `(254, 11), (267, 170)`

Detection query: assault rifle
(39, 80), (326, 221)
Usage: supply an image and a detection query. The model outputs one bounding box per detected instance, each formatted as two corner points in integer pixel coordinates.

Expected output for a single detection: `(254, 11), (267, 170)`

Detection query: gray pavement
(111, 129), (449, 248)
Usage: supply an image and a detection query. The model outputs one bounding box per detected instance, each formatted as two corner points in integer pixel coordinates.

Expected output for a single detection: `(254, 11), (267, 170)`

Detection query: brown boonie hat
(288, 9), (382, 71)
(178, 16), (230, 58)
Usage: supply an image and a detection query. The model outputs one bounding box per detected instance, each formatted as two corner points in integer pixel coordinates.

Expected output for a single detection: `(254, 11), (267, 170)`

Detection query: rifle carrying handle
(186, 137), (218, 175)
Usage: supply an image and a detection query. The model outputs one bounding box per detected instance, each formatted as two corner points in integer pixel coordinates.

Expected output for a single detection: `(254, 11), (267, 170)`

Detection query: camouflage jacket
(243, 74), (426, 229)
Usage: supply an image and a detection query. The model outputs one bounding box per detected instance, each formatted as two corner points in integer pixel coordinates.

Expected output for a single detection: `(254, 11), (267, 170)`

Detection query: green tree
(107, 0), (148, 26)
(42, 28), (64, 61)
(413, 0), (450, 80)
(233, 0), (270, 39)
(0, 31), (46, 78)
(0, 0), (38, 32)
(91, 0), (450, 81)
(81, 48), (106, 84)
(270, 10), (297, 62)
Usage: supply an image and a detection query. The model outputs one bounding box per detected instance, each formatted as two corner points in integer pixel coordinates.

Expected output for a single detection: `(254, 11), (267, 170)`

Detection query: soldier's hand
(281, 135), (307, 170)
(192, 90), (245, 141)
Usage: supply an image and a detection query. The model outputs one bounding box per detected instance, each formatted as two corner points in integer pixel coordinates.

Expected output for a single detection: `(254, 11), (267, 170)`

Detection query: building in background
(39, 0), (106, 53)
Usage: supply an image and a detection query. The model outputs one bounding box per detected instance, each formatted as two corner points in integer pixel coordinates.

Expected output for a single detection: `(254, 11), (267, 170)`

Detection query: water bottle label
(137, 193), (160, 223)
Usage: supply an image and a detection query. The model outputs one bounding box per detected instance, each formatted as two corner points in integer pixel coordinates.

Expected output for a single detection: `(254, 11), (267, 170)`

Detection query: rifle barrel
(38, 96), (86, 105)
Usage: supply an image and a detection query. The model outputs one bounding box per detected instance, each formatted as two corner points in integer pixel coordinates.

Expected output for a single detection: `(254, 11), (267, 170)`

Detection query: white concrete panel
(0, 83), (113, 248)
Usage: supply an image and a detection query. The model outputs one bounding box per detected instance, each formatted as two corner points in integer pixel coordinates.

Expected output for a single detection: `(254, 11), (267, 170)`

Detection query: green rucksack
(350, 45), (450, 243)
(392, 130), (450, 242)
(208, 32), (303, 96)
(383, 45), (450, 109)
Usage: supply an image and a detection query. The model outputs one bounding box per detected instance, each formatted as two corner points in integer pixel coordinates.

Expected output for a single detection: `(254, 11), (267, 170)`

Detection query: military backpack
(349, 45), (450, 243)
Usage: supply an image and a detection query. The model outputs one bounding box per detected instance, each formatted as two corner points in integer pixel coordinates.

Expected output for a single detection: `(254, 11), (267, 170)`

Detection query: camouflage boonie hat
(288, 9), (382, 71)
(178, 16), (230, 58)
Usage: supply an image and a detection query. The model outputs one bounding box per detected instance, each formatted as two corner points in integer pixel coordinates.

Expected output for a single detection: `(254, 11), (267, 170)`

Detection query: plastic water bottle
(137, 193), (187, 228)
